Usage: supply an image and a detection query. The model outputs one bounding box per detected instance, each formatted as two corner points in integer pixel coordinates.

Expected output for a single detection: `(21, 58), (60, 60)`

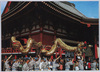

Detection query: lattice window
(32, 26), (35, 30)
(21, 29), (25, 33)
(63, 29), (67, 33)
(26, 28), (29, 31)
(49, 26), (54, 30)
(44, 25), (48, 29)
(57, 28), (61, 32)
(36, 25), (39, 29)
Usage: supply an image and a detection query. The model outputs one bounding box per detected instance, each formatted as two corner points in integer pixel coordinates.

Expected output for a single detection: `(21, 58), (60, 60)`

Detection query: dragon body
(11, 36), (84, 56)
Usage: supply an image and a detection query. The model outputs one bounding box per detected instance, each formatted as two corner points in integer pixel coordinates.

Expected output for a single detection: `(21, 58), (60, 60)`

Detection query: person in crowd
(48, 58), (53, 70)
(4, 55), (12, 71)
(1, 60), (4, 71)
(18, 60), (23, 71)
(59, 59), (64, 70)
(91, 59), (97, 70)
(12, 59), (20, 71)
(88, 57), (91, 62)
(88, 61), (91, 70)
(53, 56), (60, 71)
(59, 62), (63, 70)
(28, 56), (35, 71)
(34, 55), (41, 71)
(1, 54), (99, 71)
(39, 59), (44, 70)
(78, 56), (84, 70)
(74, 61), (79, 71)
(22, 59), (30, 71)
(84, 61), (87, 70)
(96, 58), (99, 70)
(65, 58), (73, 70)
(41, 57), (49, 71)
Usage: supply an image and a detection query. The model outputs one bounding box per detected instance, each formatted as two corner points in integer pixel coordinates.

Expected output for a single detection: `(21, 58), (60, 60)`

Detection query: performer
(75, 61), (79, 71)
(53, 56), (60, 71)
(42, 57), (49, 71)
(28, 56), (35, 71)
(34, 55), (41, 71)
(39, 59), (44, 71)
(78, 56), (84, 70)
(48, 58), (53, 70)
(12, 59), (20, 71)
(4, 55), (12, 71)
(22, 59), (30, 71)
(65, 59), (73, 70)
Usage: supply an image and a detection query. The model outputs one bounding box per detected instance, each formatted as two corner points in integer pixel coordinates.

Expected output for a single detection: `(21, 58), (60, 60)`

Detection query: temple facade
(1, 2), (99, 59)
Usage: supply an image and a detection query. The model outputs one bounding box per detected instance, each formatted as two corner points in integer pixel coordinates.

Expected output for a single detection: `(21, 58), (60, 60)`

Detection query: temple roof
(2, 1), (98, 25)
(51, 2), (87, 18)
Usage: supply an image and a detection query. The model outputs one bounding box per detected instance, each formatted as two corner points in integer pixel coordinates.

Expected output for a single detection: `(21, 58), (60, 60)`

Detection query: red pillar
(60, 48), (62, 58)
(15, 55), (17, 59)
(94, 36), (98, 59)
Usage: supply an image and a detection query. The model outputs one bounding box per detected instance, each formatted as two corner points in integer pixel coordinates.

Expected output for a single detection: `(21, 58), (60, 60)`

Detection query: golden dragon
(11, 36), (84, 56)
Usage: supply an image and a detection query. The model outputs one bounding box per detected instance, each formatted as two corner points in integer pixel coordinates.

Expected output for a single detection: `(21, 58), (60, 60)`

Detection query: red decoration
(51, 55), (53, 60)
(5, 55), (7, 58)
(87, 24), (91, 27)
(3, 1), (11, 14)
(95, 44), (98, 59)
(83, 47), (87, 49)
(95, 36), (98, 59)
(25, 55), (28, 57)
(15, 55), (17, 59)
(60, 48), (62, 58)
(21, 38), (27, 44)
(13, 42), (17, 44)
(84, 41), (87, 44)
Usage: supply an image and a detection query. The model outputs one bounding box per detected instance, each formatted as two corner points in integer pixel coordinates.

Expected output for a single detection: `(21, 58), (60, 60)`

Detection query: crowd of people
(1, 54), (99, 71)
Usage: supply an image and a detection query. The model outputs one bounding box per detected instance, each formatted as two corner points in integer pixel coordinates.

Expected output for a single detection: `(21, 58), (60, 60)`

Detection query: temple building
(1, 2), (99, 60)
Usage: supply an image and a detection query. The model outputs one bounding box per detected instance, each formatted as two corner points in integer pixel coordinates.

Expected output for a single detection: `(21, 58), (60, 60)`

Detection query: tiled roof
(52, 2), (87, 18)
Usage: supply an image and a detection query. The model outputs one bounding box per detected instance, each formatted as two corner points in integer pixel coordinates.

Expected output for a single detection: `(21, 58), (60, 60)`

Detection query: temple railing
(2, 46), (65, 54)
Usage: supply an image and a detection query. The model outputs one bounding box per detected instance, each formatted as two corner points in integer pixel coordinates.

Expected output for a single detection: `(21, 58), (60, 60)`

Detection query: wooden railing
(2, 46), (65, 54)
